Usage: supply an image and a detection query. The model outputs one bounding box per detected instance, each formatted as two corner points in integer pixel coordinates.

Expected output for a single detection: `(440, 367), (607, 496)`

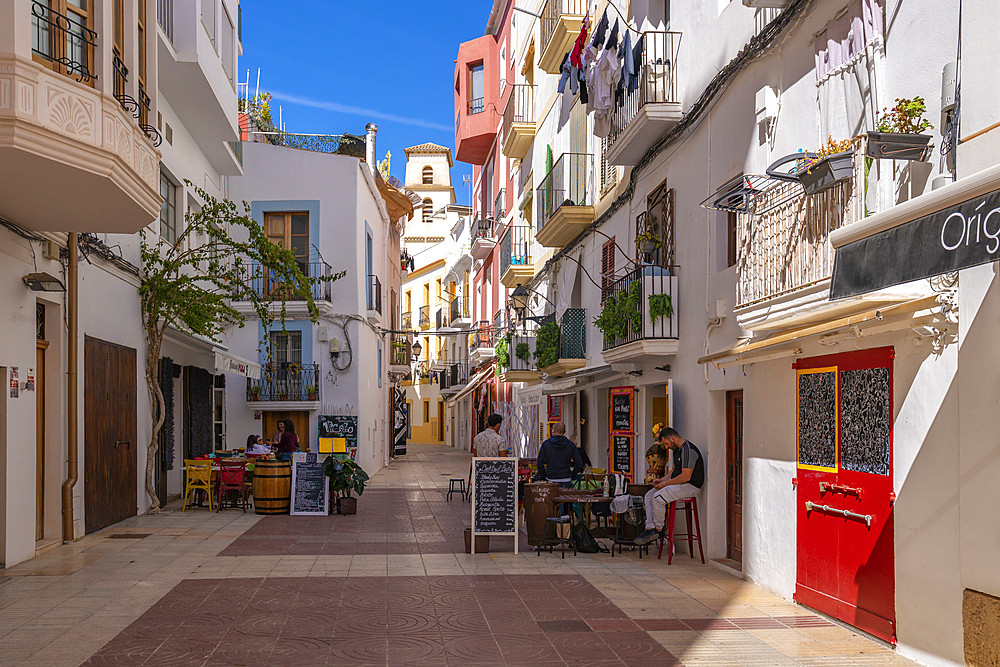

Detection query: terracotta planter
(307, 394), (317, 401)
(796, 151), (854, 195)
(337, 496), (357, 514)
(865, 132), (933, 161)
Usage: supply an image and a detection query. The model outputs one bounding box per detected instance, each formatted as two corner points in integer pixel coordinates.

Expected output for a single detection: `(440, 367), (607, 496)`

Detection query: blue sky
(240, 0), (485, 205)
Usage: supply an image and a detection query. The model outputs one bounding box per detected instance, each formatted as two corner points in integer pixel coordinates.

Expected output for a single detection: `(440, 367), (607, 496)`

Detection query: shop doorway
(795, 347), (895, 643)
(725, 390), (743, 563)
(264, 411), (311, 452)
(35, 340), (47, 541)
(84, 337), (137, 534)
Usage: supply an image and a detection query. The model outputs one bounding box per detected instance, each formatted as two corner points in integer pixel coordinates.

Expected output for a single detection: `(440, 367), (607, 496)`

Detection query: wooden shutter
(601, 237), (615, 303)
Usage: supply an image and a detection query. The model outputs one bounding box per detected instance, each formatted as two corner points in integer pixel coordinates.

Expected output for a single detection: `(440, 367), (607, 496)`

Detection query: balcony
(430, 352), (448, 373)
(389, 334), (411, 375)
(536, 153), (594, 248)
(157, 0), (241, 175)
(419, 305), (430, 330)
(605, 32), (683, 166)
(501, 85), (536, 159)
(498, 331), (541, 384)
(601, 266), (680, 363)
(494, 188), (507, 221)
(402, 311), (413, 330)
(471, 213), (496, 260)
(449, 296), (471, 328)
(499, 225), (535, 289)
(0, 3), (161, 234)
(413, 360), (431, 384)
(537, 308), (587, 377)
(235, 260), (334, 306)
(441, 362), (470, 396)
(247, 363), (321, 409)
(733, 140), (904, 331)
(367, 275), (382, 324)
(455, 34), (499, 165)
(469, 321), (496, 366)
(539, 0), (588, 74)
(247, 130), (366, 158)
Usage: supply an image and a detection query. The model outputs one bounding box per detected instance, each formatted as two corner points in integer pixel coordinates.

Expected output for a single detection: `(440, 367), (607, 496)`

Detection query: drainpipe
(365, 123), (378, 178)
(61, 232), (78, 543)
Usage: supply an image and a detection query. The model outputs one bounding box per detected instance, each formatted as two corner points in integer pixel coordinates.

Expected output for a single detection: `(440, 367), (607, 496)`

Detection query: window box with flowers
(866, 97), (934, 162)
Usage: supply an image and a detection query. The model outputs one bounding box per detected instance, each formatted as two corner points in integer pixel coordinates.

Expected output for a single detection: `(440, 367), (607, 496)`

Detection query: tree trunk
(144, 331), (165, 512)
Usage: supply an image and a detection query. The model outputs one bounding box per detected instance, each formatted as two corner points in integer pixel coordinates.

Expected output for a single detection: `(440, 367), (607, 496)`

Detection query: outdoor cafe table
(552, 493), (613, 537)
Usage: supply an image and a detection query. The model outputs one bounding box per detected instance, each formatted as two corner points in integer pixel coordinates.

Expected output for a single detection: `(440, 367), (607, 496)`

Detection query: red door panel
(795, 347), (895, 644)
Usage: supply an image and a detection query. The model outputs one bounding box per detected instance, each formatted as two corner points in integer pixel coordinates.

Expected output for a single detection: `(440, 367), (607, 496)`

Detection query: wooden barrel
(252, 460), (291, 514)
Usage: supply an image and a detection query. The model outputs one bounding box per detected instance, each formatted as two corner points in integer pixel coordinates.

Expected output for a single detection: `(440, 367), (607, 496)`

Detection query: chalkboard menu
(290, 452), (329, 516)
(612, 435), (632, 475)
(610, 387), (634, 433)
(318, 415), (358, 458)
(471, 458), (518, 554)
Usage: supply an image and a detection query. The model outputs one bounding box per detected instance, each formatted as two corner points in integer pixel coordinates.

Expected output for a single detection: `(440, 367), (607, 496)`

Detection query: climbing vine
(534, 320), (560, 369)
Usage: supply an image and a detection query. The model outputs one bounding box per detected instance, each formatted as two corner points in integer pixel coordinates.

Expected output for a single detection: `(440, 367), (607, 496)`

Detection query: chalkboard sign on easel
(318, 415), (358, 458)
(471, 458), (518, 554)
(612, 434), (633, 475)
(290, 452), (329, 516)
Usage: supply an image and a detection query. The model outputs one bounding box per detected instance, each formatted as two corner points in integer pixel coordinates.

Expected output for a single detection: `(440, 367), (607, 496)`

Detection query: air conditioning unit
(742, 0), (791, 7)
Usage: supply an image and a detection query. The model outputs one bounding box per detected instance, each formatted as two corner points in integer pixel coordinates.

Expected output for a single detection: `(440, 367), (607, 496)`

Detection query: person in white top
(245, 434), (272, 456)
(473, 414), (508, 457)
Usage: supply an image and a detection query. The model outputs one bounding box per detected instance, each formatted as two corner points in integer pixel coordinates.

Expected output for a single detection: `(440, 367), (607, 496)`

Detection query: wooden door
(726, 390), (744, 563)
(795, 347), (895, 643)
(84, 337), (137, 534)
(438, 401), (445, 443)
(264, 411), (310, 452)
(36, 342), (47, 541)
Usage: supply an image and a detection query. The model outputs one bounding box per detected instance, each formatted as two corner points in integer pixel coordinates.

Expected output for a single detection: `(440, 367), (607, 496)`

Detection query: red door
(795, 347), (895, 643)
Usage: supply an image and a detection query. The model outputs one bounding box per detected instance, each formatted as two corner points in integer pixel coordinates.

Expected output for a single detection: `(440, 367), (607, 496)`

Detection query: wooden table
(553, 495), (613, 537)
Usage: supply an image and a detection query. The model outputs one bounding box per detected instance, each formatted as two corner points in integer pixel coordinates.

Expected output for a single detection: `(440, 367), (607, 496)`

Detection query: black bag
(571, 521), (609, 554)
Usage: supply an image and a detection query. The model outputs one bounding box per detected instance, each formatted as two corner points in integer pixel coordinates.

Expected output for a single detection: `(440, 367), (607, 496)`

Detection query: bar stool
(658, 497), (706, 564)
(536, 516), (575, 559)
(447, 477), (466, 501)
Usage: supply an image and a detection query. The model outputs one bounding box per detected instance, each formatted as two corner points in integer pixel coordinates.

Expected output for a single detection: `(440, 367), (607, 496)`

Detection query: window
(377, 340), (382, 388)
(138, 0), (147, 87)
(32, 0), (97, 84)
(601, 236), (616, 302)
(727, 211), (738, 268)
(202, 0), (216, 47)
(436, 278), (442, 305)
(159, 171), (177, 243)
(269, 331), (302, 365)
(423, 399), (430, 423)
(265, 212), (309, 274)
(468, 63), (484, 114)
(422, 166), (434, 185)
(221, 5), (235, 84)
(422, 198), (433, 223)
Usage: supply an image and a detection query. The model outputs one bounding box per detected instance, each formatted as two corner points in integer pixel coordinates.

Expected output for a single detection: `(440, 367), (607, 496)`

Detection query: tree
(139, 183), (343, 511)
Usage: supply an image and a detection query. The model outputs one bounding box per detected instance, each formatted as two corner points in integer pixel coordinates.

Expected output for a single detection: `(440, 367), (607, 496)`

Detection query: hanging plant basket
(796, 151), (854, 195)
(865, 132), (933, 162)
(641, 239), (659, 255)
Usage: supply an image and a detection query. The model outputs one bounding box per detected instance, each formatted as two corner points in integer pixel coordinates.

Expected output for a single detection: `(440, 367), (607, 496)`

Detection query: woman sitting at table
(245, 434), (271, 456)
(271, 419), (285, 447)
(276, 420), (300, 461)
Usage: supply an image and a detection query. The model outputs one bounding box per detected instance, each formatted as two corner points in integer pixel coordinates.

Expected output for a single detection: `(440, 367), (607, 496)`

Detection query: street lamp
(411, 339), (422, 361)
(510, 283), (555, 326)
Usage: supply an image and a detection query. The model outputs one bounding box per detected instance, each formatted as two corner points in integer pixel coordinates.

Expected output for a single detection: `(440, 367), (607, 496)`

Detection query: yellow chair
(182, 459), (214, 511)
(590, 467), (606, 475)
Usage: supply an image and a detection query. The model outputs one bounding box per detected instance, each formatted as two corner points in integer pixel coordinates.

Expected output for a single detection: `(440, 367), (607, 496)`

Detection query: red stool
(658, 496), (705, 564)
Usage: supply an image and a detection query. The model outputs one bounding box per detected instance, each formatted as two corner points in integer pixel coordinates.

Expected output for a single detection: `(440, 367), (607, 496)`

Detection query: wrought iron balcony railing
(31, 0), (98, 83)
(468, 97), (485, 115)
(494, 188), (507, 221)
(436, 308), (443, 329)
(247, 363), (321, 402)
(602, 266), (679, 351)
(536, 153), (593, 235)
(607, 31), (681, 151)
(499, 225), (533, 280)
(389, 334), (411, 367)
(401, 311), (412, 330)
(502, 84), (535, 136)
(419, 305), (430, 327)
(470, 321), (495, 351)
(111, 55), (163, 146)
(367, 275), (382, 315)
(236, 260), (334, 302)
(473, 213), (494, 240)
(540, 0), (587, 59)
(449, 296), (469, 325)
(157, 0), (174, 44)
(442, 362), (469, 391)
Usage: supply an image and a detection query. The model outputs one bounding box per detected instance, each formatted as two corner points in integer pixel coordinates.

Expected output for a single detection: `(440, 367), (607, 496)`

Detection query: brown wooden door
(264, 411), (310, 452)
(726, 390), (744, 563)
(36, 342), (47, 541)
(84, 337), (137, 534)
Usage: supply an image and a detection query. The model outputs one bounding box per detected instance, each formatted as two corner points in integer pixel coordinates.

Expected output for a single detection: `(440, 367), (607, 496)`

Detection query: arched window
(422, 166), (434, 184)
(422, 198), (433, 223)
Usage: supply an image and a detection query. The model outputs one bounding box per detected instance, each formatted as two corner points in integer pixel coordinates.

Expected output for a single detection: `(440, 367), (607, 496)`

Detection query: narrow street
(0, 444), (914, 667)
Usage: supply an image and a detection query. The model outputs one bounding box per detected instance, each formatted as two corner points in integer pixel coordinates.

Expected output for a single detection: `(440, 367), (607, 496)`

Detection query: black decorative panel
(839, 367), (891, 475)
(798, 371), (837, 469)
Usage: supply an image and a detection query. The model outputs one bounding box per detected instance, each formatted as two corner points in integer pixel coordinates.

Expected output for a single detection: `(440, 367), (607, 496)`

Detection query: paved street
(0, 444), (916, 667)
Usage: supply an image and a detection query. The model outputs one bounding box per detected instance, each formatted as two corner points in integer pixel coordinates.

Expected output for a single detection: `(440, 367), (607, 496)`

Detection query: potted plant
(796, 137), (854, 195)
(305, 384), (318, 401)
(635, 225), (661, 256)
(287, 361), (302, 374)
(324, 456), (369, 514)
(867, 97), (934, 161)
(278, 390), (288, 401)
(248, 385), (261, 401)
(534, 320), (560, 370)
(648, 293), (674, 322)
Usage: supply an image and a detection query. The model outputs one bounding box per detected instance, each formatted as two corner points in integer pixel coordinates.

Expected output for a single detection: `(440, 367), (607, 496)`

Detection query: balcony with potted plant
(597, 266), (679, 363)
(605, 31), (683, 166)
(246, 362), (322, 409)
(536, 153), (594, 248)
(534, 308), (587, 378)
(496, 330), (541, 384)
(498, 224), (535, 288)
(866, 97), (935, 162)
(389, 334), (411, 375)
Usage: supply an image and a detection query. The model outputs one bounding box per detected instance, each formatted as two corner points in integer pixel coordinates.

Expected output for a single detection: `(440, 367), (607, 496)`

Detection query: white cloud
(270, 91), (452, 132)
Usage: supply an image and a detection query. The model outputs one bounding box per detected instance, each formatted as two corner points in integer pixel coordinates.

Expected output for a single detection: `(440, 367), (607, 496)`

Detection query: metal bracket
(805, 501), (872, 528)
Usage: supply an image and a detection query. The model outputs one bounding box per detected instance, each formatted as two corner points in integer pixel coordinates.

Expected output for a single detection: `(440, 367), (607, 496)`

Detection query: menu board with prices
(290, 452), (329, 516)
(608, 386), (635, 479)
(612, 435), (633, 475)
(318, 415), (358, 459)
(471, 457), (518, 554)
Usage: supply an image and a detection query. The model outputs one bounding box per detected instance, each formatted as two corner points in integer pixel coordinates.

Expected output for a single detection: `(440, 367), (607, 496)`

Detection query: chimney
(366, 123), (378, 177)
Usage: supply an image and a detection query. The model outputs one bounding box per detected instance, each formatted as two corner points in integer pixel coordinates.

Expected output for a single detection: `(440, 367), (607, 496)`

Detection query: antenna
(255, 67), (260, 99)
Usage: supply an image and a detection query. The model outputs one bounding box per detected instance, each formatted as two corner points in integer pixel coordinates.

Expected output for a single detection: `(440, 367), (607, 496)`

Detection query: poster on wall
(8, 367), (18, 399)
(547, 395), (561, 422)
(318, 415), (358, 460)
(393, 387), (408, 456)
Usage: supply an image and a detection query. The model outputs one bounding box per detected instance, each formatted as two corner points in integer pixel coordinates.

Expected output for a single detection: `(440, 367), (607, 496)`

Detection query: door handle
(805, 501), (872, 528)
(819, 482), (862, 499)
(115, 440), (130, 449)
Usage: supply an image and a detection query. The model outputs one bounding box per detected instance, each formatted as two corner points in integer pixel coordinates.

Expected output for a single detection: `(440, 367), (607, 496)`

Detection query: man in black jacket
(537, 423), (584, 488)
